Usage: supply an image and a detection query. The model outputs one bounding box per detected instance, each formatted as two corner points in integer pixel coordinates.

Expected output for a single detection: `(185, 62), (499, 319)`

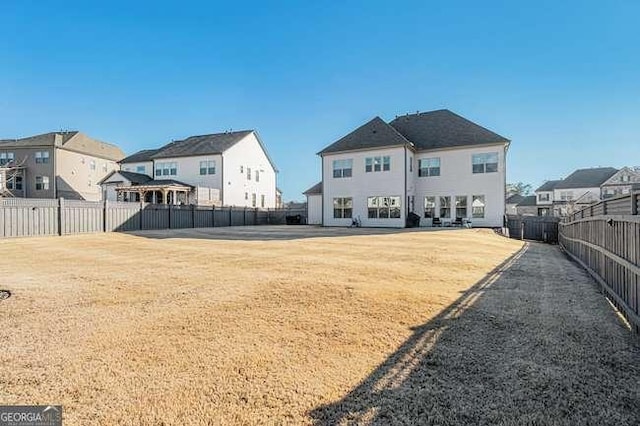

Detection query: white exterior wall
(153, 154), (223, 187)
(222, 132), (277, 208)
(121, 161), (153, 176)
(306, 194), (322, 225)
(322, 146), (407, 228)
(413, 144), (506, 227)
(536, 191), (554, 205)
(553, 187), (601, 203)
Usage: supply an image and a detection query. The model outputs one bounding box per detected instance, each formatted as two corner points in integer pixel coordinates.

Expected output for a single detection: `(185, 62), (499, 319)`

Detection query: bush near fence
(0, 198), (307, 238)
(559, 192), (640, 333)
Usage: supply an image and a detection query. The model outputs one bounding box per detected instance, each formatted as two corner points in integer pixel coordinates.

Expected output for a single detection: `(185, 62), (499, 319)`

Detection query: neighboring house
(505, 194), (524, 215)
(551, 167), (618, 216)
(304, 182), (322, 225)
(310, 109), (510, 228)
(515, 195), (538, 216)
(600, 167), (640, 199)
(102, 130), (278, 207)
(0, 131), (124, 201)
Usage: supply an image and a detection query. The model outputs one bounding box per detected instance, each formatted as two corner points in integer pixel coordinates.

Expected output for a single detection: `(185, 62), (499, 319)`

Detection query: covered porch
(115, 181), (193, 205)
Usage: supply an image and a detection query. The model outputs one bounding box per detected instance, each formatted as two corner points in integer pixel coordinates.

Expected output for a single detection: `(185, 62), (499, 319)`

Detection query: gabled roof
(318, 117), (412, 155)
(0, 131), (124, 161)
(303, 182), (322, 195)
(151, 131), (253, 159)
(601, 166), (640, 186)
(555, 167), (618, 189)
(389, 109), (510, 151)
(517, 195), (537, 207)
(506, 194), (525, 204)
(536, 180), (562, 192)
(98, 170), (152, 185)
(120, 149), (161, 164)
(573, 190), (600, 205)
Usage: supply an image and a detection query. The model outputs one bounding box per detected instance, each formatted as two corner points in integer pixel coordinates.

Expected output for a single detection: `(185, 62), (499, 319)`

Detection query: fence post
(603, 199), (607, 216)
(520, 221), (524, 240)
(103, 199), (108, 232)
(229, 206), (232, 226)
(168, 204), (172, 229)
(244, 207), (247, 226)
(212, 205), (215, 228)
(632, 192), (638, 216)
(192, 204), (196, 228)
(58, 197), (64, 236)
(139, 201), (144, 230)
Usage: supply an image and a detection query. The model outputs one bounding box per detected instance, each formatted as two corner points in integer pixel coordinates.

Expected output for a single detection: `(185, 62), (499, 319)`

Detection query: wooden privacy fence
(506, 215), (561, 243)
(559, 192), (640, 333)
(0, 198), (307, 238)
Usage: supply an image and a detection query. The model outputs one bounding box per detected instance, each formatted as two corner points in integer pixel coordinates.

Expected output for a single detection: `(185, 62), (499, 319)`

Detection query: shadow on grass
(309, 243), (640, 425)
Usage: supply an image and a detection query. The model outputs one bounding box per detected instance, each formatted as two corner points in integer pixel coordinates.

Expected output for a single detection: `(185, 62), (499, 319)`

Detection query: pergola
(115, 182), (192, 205)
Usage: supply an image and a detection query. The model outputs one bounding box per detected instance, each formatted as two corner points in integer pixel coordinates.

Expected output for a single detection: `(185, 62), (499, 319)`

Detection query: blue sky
(1, 1), (639, 200)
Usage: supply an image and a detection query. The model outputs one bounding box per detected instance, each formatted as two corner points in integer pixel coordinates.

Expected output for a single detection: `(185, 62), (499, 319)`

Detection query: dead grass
(0, 228), (522, 425)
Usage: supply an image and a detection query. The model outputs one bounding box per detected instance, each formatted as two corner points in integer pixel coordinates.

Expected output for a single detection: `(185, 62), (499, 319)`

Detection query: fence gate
(506, 215), (560, 243)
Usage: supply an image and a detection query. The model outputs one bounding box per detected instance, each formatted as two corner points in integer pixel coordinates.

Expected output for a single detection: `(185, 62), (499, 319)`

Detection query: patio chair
(452, 217), (464, 227)
(432, 217), (442, 227)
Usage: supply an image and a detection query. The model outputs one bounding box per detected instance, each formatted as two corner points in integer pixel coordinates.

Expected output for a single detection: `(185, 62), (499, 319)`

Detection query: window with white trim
(136, 165), (146, 174)
(35, 151), (50, 164)
(538, 193), (550, 202)
(472, 152), (498, 174)
(440, 196), (451, 218)
(418, 158), (440, 177)
(35, 176), (50, 190)
(90, 160), (96, 171)
(199, 160), (216, 175)
(0, 152), (15, 166)
(155, 162), (177, 177)
(247, 167), (252, 180)
(367, 196), (401, 219)
(455, 196), (468, 218)
(365, 156), (390, 173)
(333, 197), (353, 219)
(560, 191), (573, 201)
(332, 159), (353, 178)
(255, 170), (260, 182)
(6, 175), (22, 190)
(472, 195), (486, 218)
(424, 196), (436, 218)
(252, 193), (256, 207)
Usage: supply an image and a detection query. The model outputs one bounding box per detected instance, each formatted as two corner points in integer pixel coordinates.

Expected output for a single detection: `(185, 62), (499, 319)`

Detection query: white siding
(322, 146), (406, 228)
(413, 144), (506, 227)
(222, 132), (277, 208)
(121, 161), (153, 176)
(307, 194), (322, 225)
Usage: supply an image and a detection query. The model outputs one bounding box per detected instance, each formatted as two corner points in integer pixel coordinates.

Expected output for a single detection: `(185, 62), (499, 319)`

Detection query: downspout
(320, 154), (324, 226)
(220, 155), (225, 206)
(404, 145), (408, 224)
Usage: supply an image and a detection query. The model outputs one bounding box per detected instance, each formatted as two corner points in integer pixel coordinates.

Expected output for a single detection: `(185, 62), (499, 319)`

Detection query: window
(424, 196), (436, 218)
(472, 195), (485, 218)
(622, 175), (630, 182)
(156, 162), (177, 177)
(332, 159), (353, 178)
(367, 196), (401, 219)
(255, 170), (259, 182)
(35, 176), (49, 190)
(538, 193), (550, 202)
(245, 192), (248, 200)
(440, 196), (451, 218)
(560, 191), (573, 201)
(0, 152), (15, 166)
(90, 160), (96, 171)
(103, 163), (108, 172)
(240, 165), (244, 173)
(409, 157), (413, 173)
(35, 151), (50, 164)
(199, 160), (216, 175)
(455, 196), (468, 218)
(418, 158), (440, 177)
(6, 175), (21, 190)
(136, 165), (146, 174)
(252, 193), (256, 207)
(333, 197), (353, 219)
(247, 167), (252, 180)
(261, 195), (265, 208)
(365, 156), (390, 173)
(472, 153), (499, 174)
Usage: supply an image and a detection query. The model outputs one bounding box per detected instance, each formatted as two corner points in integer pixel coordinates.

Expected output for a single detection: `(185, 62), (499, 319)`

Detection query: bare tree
(0, 157), (26, 198)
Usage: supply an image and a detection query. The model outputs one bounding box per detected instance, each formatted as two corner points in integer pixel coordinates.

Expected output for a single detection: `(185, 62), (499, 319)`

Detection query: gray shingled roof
(0, 131), (124, 161)
(121, 149), (161, 164)
(536, 180), (562, 192)
(119, 171), (153, 184)
(506, 194), (525, 204)
(517, 195), (538, 207)
(389, 109), (510, 150)
(303, 182), (322, 195)
(141, 179), (193, 188)
(151, 131), (253, 159)
(318, 117), (412, 155)
(555, 167), (618, 189)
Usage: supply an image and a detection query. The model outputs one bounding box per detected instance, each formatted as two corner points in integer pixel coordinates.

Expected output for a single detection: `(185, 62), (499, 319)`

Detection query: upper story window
(538, 193), (550, 202)
(0, 152), (15, 166)
(247, 167), (252, 180)
(365, 156), (390, 173)
(560, 191), (573, 201)
(199, 160), (216, 175)
(155, 162), (177, 177)
(102, 163), (108, 172)
(136, 165), (146, 174)
(255, 170), (260, 182)
(90, 160), (96, 170)
(621, 175), (630, 182)
(35, 176), (50, 190)
(332, 159), (353, 178)
(472, 152), (499, 174)
(240, 165), (244, 173)
(35, 151), (50, 164)
(418, 158), (440, 177)
(409, 157), (413, 173)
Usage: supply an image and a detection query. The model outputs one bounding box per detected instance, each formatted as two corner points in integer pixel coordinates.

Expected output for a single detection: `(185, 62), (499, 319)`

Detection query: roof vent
(372, 129), (377, 134)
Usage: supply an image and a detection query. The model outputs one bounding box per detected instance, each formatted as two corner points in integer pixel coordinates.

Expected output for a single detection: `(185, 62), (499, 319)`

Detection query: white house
(307, 109), (510, 228)
(600, 167), (640, 199)
(100, 130), (278, 207)
(551, 167), (618, 216)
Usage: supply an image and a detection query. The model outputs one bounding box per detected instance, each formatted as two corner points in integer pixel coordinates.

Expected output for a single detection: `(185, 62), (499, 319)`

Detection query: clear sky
(1, 1), (639, 201)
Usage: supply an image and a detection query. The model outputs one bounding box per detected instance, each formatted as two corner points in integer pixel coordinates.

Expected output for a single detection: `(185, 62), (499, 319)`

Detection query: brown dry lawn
(0, 228), (522, 425)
